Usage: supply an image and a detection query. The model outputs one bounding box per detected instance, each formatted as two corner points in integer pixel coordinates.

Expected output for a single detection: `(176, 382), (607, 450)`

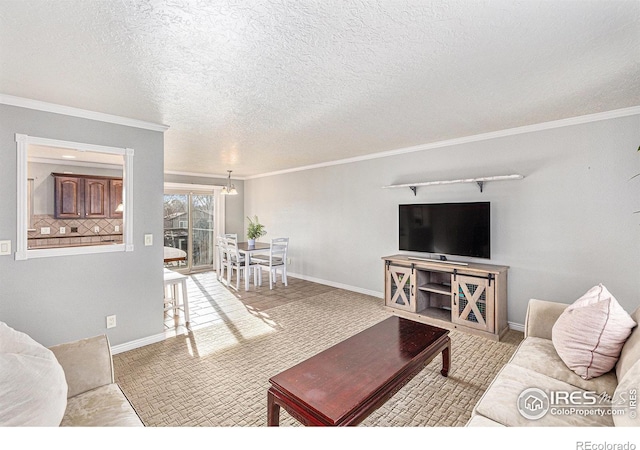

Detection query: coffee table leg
(440, 338), (451, 377)
(267, 389), (280, 426)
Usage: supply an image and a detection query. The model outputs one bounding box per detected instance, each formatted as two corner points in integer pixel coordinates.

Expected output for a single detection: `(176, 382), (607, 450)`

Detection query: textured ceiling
(1, 0), (639, 178)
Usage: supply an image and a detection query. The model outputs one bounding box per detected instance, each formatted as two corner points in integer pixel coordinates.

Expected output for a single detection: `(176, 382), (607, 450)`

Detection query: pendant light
(221, 170), (238, 195)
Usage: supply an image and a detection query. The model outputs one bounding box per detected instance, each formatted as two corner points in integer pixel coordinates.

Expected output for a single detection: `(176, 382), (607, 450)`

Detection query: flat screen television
(399, 202), (490, 259)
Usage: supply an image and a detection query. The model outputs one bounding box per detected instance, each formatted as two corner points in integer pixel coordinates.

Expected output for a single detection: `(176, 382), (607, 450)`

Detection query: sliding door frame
(164, 182), (225, 273)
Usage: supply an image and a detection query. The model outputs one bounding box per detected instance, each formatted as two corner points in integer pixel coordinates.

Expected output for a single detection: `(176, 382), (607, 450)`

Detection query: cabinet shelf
(418, 283), (452, 296)
(382, 174), (523, 195)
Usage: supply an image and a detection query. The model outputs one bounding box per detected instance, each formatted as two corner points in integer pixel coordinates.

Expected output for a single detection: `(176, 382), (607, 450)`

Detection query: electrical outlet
(114, 225), (120, 232)
(40, 227), (50, 235)
(106, 315), (116, 329)
(59, 227), (66, 234)
(0, 240), (11, 256)
(144, 234), (153, 246)
(94, 226), (100, 233)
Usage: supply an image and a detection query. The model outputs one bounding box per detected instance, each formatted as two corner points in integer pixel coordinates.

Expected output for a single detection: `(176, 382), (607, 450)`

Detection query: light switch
(0, 240), (10, 256)
(144, 234), (153, 246)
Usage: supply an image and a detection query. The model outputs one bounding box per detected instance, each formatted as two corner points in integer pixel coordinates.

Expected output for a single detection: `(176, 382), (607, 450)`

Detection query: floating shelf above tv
(382, 174), (524, 195)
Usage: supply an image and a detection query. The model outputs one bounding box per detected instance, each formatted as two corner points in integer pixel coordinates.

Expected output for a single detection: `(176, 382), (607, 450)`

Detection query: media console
(382, 254), (509, 341)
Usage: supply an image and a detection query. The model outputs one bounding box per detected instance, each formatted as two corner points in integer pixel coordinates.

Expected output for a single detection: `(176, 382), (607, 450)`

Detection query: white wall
(0, 104), (165, 347)
(245, 115), (640, 325)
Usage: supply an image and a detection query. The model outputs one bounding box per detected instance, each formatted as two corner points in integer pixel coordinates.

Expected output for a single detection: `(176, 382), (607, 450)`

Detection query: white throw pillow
(0, 321), (68, 426)
(552, 284), (637, 380)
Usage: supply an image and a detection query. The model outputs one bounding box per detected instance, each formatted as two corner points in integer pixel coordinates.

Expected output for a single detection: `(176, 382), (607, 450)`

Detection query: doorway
(163, 185), (224, 273)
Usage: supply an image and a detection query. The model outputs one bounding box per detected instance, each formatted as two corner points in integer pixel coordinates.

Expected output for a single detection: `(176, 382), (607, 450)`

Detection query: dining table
(237, 241), (270, 291)
(163, 246), (187, 264)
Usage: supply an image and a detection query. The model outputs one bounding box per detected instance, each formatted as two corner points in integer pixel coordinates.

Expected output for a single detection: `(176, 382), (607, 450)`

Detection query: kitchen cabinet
(109, 179), (123, 218)
(53, 173), (122, 219)
(84, 178), (109, 218)
(54, 175), (84, 219)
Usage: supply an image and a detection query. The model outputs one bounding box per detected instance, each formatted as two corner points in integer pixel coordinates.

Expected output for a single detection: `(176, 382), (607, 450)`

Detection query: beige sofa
(467, 299), (640, 426)
(49, 335), (143, 426)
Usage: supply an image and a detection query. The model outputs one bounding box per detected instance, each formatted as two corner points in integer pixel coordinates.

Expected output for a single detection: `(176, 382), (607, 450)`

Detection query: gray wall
(164, 173), (245, 237)
(245, 115), (640, 325)
(0, 104), (165, 347)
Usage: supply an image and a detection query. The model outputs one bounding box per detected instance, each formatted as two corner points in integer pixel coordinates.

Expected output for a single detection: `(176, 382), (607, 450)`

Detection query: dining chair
(216, 235), (229, 282)
(224, 237), (261, 290)
(255, 237), (289, 289)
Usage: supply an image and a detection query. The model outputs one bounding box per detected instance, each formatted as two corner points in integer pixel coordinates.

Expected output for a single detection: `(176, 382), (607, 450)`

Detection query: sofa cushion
(49, 334), (114, 398)
(474, 364), (614, 426)
(510, 337), (618, 397)
(0, 321), (68, 426)
(552, 284), (636, 380)
(60, 383), (143, 426)
(616, 307), (640, 382)
(612, 359), (640, 427)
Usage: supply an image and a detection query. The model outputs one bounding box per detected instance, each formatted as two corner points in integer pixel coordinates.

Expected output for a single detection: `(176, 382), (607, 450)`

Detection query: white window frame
(163, 182), (225, 270)
(164, 182), (225, 236)
(15, 134), (134, 260)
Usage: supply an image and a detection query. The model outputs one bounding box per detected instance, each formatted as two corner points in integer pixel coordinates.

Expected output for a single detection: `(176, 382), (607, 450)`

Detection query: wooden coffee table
(267, 315), (451, 426)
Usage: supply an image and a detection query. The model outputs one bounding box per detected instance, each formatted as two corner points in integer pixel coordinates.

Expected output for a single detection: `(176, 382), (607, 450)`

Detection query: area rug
(113, 289), (522, 426)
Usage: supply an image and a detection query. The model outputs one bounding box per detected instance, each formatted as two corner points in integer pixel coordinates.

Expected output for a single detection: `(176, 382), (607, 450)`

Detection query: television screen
(399, 202), (490, 259)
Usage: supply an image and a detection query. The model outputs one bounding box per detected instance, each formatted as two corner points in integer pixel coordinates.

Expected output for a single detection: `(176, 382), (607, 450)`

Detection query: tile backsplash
(28, 214), (123, 248)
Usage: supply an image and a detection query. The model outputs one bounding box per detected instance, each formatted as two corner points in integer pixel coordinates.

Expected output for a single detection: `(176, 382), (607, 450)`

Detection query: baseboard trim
(111, 332), (166, 355)
(508, 321), (525, 332)
(288, 272), (384, 299)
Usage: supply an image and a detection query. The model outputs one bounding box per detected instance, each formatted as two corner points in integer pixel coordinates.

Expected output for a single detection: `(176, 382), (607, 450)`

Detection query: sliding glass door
(190, 194), (215, 269)
(164, 194), (189, 269)
(164, 188), (220, 273)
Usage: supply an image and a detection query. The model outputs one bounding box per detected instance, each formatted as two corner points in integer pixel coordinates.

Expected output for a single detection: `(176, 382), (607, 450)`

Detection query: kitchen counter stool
(163, 268), (190, 329)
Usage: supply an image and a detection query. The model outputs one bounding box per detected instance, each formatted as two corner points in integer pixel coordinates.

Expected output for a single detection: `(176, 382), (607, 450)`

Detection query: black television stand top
(407, 256), (469, 266)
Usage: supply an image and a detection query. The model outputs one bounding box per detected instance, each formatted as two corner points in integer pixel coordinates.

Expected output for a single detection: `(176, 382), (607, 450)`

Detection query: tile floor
(163, 269), (337, 336)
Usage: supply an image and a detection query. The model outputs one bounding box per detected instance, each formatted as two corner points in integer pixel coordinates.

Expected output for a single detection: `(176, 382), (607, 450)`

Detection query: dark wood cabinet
(84, 178), (109, 218)
(108, 179), (123, 218)
(54, 176), (84, 218)
(53, 173), (122, 219)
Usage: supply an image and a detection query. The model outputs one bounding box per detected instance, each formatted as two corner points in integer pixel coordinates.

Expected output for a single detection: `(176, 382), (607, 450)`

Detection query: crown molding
(245, 105), (640, 180)
(0, 93), (169, 132)
(164, 170), (247, 181)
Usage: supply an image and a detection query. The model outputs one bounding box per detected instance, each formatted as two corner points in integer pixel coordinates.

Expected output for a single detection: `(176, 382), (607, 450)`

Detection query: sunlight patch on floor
(185, 310), (281, 357)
